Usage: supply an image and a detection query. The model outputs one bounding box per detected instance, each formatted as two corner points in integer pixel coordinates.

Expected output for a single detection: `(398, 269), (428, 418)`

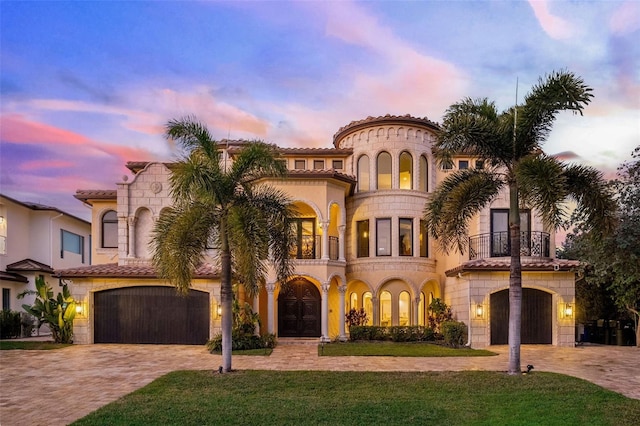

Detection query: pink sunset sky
(1, 0), (638, 220)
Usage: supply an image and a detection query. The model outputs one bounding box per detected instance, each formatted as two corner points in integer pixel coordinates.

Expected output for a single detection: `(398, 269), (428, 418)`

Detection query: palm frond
(564, 164), (618, 237)
(151, 203), (217, 293)
(436, 98), (514, 168)
(229, 141), (288, 184)
(166, 116), (220, 161)
(425, 169), (504, 253)
(517, 70), (593, 153)
(516, 154), (569, 228)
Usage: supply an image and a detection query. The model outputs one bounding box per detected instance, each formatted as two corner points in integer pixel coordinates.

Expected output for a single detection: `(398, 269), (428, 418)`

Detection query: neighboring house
(59, 115), (577, 347)
(0, 194), (91, 333)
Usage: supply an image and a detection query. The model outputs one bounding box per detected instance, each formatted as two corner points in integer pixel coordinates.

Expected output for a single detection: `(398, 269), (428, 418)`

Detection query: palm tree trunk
(220, 220), (233, 372)
(508, 181), (522, 375)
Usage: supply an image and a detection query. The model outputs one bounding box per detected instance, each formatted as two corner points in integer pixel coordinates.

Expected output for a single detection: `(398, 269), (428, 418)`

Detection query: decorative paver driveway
(0, 343), (638, 425)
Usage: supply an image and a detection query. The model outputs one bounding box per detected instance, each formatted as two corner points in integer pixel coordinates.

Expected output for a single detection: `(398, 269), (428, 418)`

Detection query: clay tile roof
(6, 259), (54, 273)
(55, 263), (219, 279)
(74, 190), (117, 204)
(333, 114), (440, 145)
(0, 271), (29, 283)
(445, 258), (581, 277)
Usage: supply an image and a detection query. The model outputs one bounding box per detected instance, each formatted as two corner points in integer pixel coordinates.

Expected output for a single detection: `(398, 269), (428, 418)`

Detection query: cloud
(19, 159), (75, 171)
(609, 1), (640, 35)
(527, 0), (576, 40)
(1, 114), (91, 145)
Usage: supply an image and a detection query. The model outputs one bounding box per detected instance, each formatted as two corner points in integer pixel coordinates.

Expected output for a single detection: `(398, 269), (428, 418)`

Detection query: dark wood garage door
(278, 279), (321, 337)
(94, 286), (209, 344)
(490, 288), (552, 345)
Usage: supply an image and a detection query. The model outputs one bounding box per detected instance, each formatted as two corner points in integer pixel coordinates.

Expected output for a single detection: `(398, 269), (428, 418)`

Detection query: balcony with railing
(290, 236), (339, 260)
(469, 231), (551, 260)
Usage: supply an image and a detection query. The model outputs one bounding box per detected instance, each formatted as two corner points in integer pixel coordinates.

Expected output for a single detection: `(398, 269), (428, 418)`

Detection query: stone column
(321, 221), (329, 259)
(321, 282), (330, 342)
(266, 282), (276, 335)
(338, 285), (347, 340)
(413, 297), (421, 326)
(338, 225), (346, 261)
(372, 296), (379, 326)
(127, 216), (137, 258)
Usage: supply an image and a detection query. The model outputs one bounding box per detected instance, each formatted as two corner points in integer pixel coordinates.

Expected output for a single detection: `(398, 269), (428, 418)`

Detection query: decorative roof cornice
(55, 263), (219, 279)
(0, 271), (29, 283)
(333, 114), (440, 146)
(74, 190), (117, 204)
(445, 258), (581, 277)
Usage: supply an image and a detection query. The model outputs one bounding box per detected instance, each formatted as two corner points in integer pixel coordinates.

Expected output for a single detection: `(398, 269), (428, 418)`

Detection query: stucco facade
(60, 115), (577, 347)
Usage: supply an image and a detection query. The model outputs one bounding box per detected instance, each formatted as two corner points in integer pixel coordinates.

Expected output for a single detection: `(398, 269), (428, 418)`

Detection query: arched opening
(380, 291), (392, 326)
(363, 292), (373, 325)
(399, 291), (410, 325)
(419, 155), (428, 192)
(377, 152), (392, 190)
(399, 152), (413, 190)
(357, 155), (370, 192)
(101, 210), (118, 248)
(278, 278), (321, 337)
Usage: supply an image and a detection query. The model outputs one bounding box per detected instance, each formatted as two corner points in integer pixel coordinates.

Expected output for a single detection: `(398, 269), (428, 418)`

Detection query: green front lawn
(0, 340), (70, 350)
(319, 341), (497, 357)
(73, 370), (640, 425)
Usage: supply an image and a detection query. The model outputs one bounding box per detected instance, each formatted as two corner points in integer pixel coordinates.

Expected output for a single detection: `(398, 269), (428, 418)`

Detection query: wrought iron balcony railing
(469, 231), (550, 260)
(290, 236), (339, 260)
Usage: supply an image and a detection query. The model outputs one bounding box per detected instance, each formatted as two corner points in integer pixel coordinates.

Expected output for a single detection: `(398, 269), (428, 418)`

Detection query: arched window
(101, 210), (118, 248)
(357, 155), (370, 192)
(418, 292), (425, 326)
(377, 152), (392, 190)
(380, 290), (392, 326)
(419, 155), (428, 192)
(350, 292), (358, 310)
(399, 152), (413, 189)
(399, 291), (410, 326)
(363, 292), (373, 325)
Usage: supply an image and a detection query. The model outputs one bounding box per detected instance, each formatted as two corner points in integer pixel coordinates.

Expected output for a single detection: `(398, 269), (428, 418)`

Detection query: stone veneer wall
(445, 270), (576, 348)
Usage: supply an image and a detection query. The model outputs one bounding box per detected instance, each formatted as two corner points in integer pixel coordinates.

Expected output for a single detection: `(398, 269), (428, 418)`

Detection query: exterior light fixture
(75, 304), (83, 315)
(217, 305), (222, 317)
(0, 216), (4, 224)
(474, 303), (484, 319)
(564, 303), (573, 319)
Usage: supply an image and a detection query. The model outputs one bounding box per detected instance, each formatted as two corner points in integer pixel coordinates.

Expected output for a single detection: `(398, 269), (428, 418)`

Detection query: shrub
(0, 310), (22, 339)
(349, 325), (388, 341)
(206, 332), (277, 352)
(349, 325), (435, 342)
(345, 308), (368, 327)
(389, 326), (435, 342)
(428, 298), (453, 335)
(441, 321), (468, 348)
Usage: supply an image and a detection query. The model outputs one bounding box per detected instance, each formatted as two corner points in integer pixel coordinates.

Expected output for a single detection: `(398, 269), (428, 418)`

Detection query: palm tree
(151, 117), (295, 372)
(424, 70), (617, 374)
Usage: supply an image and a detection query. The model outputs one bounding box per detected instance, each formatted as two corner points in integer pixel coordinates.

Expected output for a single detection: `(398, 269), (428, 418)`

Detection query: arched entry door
(490, 288), (552, 344)
(278, 279), (321, 337)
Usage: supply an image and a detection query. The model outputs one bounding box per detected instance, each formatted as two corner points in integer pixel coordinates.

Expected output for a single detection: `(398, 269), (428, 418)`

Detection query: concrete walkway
(0, 342), (638, 425)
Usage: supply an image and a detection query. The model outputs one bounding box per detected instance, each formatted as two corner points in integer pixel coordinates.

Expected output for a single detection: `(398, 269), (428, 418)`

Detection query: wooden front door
(278, 279), (321, 337)
(94, 286), (210, 344)
(490, 288), (552, 345)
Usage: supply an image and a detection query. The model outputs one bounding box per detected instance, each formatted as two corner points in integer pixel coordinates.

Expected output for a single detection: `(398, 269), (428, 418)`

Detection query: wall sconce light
(75, 303), (83, 316)
(0, 215), (4, 224)
(217, 305), (222, 317)
(474, 303), (484, 319)
(563, 303), (573, 319)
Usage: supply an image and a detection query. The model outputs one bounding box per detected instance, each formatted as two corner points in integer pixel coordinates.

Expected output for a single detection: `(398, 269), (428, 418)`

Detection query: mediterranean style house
(0, 194), (91, 321)
(58, 115), (578, 347)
